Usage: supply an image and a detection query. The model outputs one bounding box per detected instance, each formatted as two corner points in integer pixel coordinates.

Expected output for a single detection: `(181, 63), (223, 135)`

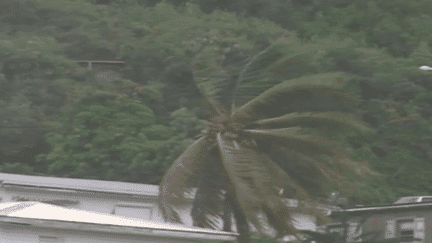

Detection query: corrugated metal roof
(0, 201), (237, 240)
(0, 172), (159, 197)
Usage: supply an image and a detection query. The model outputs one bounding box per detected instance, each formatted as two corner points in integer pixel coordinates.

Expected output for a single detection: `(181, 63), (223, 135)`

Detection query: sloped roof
(0, 172), (160, 197)
(0, 201), (237, 241)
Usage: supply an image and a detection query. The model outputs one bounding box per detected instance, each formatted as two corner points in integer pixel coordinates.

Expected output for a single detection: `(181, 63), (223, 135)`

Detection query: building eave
(330, 202), (432, 217)
(0, 216), (238, 241)
(2, 184), (159, 200)
(0, 172), (160, 198)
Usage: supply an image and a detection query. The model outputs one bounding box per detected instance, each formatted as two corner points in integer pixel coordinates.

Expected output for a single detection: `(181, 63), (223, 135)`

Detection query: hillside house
(73, 60), (125, 83)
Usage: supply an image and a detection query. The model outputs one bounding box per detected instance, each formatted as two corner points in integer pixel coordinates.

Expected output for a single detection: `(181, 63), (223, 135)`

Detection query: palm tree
(158, 39), (377, 243)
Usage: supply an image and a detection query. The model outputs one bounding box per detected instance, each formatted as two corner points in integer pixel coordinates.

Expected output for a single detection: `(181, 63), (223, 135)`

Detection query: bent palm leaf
(254, 112), (372, 136)
(158, 136), (209, 223)
(243, 127), (345, 158)
(191, 154), (226, 229)
(232, 72), (350, 123)
(217, 133), (301, 239)
(159, 39), (377, 243)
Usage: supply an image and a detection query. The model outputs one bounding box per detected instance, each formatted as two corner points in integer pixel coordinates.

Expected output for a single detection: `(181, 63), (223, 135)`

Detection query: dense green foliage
(1, 0), (432, 214)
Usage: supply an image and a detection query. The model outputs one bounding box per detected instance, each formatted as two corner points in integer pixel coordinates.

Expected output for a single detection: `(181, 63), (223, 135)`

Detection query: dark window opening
(397, 220), (415, 243)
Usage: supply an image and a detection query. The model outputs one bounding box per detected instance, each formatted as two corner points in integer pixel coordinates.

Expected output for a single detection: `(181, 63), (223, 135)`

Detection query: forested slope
(1, 0), (432, 205)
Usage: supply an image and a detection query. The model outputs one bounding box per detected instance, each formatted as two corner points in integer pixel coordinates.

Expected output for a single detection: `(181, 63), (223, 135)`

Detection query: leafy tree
(2, 0), (432, 212)
(186, 0), (432, 58)
(0, 34), (78, 173)
(158, 36), (377, 243)
(36, 80), (198, 183)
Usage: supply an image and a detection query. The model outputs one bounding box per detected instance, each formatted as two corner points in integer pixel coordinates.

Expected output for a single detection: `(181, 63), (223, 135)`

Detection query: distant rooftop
(329, 200), (432, 217)
(393, 196), (432, 204)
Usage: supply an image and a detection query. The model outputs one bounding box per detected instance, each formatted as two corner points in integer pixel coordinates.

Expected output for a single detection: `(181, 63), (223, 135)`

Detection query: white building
(0, 172), (334, 242)
(0, 172), (177, 223)
(0, 201), (237, 243)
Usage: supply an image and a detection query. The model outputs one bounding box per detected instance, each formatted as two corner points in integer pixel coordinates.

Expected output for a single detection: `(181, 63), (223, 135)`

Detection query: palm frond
(230, 39), (344, 113)
(252, 152), (303, 240)
(247, 153), (296, 221)
(263, 44), (321, 75)
(260, 195), (301, 239)
(300, 153), (351, 192)
(192, 47), (232, 115)
(230, 45), (282, 113)
(264, 144), (337, 224)
(191, 183), (224, 229)
(282, 147), (377, 201)
(230, 71), (276, 112)
(216, 132), (300, 238)
(263, 36), (358, 77)
(231, 72), (350, 123)
(254, 112), (373, 136)
(217, 132), (267, 234)
(234, 46), (273, 93)
(245, 127), (378, 200)
(191, 156), (226, 230)
(265, 143), (329, 198)
(243, 127), (343, 158)
(259, 152), (310, 202)
(158, 136), (209, 224)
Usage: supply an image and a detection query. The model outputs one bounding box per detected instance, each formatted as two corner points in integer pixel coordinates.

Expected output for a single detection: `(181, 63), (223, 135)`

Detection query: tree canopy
(0, 0), (432, 215)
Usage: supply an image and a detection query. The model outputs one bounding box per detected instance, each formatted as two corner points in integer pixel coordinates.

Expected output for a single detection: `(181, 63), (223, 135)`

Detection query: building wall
(0, 185), (194, 227)
(328, 209), (432, 243)
(281, 213), (316, 242)
(0, 224), (197, 243)
(362, 209), (430, 242)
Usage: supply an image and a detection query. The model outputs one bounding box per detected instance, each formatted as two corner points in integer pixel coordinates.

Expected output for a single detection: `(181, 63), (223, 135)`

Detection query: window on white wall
(386, 218), (425, 243)
(398, 220), (415, 242)
(114, 204), (153, 220)
(347, 222), (362, 242)
(327, 223), (344, 236)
